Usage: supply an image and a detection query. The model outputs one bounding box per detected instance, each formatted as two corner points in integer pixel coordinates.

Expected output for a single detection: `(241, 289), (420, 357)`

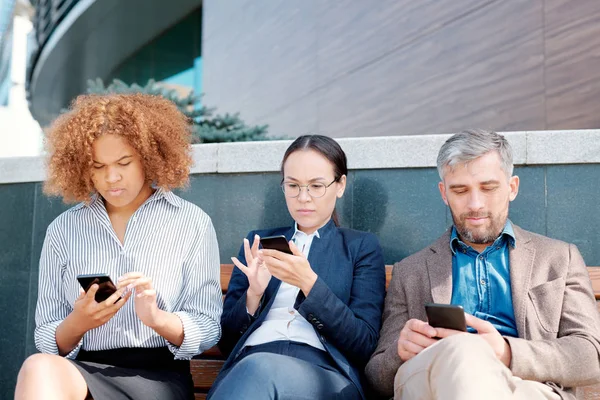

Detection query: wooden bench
(191, 265), (600, 399)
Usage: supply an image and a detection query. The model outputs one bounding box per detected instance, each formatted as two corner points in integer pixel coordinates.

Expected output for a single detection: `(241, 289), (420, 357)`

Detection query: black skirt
(70, 347), (194, 400)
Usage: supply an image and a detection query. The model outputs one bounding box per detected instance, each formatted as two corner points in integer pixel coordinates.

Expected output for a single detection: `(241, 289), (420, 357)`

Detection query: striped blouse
(34, 188), (223, 360)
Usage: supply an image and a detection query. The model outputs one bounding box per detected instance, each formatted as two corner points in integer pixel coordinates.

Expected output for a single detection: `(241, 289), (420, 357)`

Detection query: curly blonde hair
(44, 93), (193, 203)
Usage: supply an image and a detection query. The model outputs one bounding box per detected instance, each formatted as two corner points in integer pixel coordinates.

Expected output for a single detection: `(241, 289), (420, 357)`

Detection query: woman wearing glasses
(209, 135), (386, 400)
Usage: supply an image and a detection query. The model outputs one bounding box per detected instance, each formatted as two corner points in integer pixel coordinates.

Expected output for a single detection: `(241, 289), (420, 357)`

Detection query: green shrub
(87, 78), (276, 144)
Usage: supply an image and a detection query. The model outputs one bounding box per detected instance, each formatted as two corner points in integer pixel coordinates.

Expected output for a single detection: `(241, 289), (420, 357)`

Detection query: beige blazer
(365, 224), (600, 399)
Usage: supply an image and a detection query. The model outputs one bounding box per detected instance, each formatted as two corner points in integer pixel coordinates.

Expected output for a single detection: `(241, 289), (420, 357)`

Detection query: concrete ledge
(0, 156), (45, 184)
(1, 130), (599, 184)
(526, 130), (600, 164)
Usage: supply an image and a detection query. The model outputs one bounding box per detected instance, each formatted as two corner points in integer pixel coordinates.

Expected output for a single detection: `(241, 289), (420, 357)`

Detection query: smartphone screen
(425, 303), (467, 332)
(260, 235), (293, 254)
(77, 274), (119, 303)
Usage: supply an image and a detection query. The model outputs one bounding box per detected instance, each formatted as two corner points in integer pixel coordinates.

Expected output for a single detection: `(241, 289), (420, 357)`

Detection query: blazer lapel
(293, 220), (336, 306)
(509, 224), (535, 339)
(427, 229), (454, 304)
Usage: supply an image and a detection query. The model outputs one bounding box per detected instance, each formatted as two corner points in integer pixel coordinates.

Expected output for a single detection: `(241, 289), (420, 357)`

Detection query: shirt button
(479, 255), (484, 260)
(480, 279), (486, 286)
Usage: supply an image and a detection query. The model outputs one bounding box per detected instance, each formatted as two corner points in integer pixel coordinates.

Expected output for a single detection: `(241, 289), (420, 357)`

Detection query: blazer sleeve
(506, 244), (600, 387)
(364, 260), (410, 397)
(218, 231), (261, 356)
(295, 232), (386, 367)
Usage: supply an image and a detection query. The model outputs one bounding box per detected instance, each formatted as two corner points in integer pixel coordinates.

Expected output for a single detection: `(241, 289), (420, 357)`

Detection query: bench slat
(220, 264), (233, 293)
(191, 359), (224, 390)
(588, 267), (600, 300)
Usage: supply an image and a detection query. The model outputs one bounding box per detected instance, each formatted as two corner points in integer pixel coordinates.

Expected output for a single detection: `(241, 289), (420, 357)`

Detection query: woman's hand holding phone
(259, 241), (318, 296)
(71, 283), (132, 332)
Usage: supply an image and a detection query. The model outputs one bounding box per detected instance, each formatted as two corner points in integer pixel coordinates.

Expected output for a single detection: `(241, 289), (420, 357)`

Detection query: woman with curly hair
(14, 93), (222, 400)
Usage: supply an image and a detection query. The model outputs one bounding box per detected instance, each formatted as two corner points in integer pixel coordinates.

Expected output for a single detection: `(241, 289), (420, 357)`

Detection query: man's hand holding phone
(397, 319), (439, 362)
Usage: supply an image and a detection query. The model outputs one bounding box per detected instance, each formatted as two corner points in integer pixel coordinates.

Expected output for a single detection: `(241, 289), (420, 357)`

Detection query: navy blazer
(219, 219), (386, 398)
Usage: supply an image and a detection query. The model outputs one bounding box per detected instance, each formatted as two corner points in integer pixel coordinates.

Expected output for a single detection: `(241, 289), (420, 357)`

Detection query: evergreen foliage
(86, 78), (273, 144)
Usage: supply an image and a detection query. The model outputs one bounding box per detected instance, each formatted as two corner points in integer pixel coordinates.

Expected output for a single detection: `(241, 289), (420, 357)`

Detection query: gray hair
(436, 129), (514, 180)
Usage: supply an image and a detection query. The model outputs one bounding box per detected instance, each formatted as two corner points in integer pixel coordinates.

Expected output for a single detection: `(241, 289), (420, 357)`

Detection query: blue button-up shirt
(450, 220), (518, 337)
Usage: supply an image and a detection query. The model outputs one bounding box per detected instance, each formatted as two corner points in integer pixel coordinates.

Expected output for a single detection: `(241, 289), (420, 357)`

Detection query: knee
(229, 353), (280, 378)
(18, 354), (58, 379)
(437, 333), (493, 359)
(211, 354), (279, 399)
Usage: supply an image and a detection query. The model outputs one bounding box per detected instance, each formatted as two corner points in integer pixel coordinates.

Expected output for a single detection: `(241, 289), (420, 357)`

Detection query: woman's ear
(336, 175), (347, 198)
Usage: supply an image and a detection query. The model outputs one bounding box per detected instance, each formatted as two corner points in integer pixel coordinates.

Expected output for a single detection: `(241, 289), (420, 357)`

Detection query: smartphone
(260, 235), (293, 255)
(77, 274), (120, 303)
(425, 303), (467, 332)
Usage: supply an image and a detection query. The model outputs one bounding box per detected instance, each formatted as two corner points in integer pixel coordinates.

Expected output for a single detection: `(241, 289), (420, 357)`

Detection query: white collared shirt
(243, 223), (325, 350)
(34, 189), (223, 360)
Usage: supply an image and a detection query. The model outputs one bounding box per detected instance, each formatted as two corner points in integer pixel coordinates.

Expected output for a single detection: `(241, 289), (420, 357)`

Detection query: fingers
(397, 319), (438, 361)
(435, 327), (466, 339)
(243, 238), (254, 265)
(127, 277), (153, 292)
(84, 284), (99, 302)
(231, 257), (249, 274)
(398, 337), (426, 357)
(465, 313), (494, 333)
(118, 276), (153, 291)
(97, 291), (132, 320)
(288, 241), (304, 257)
(406, 318), (437, 338)
(260, 248), (292, 261)
(261, 254), (286, 274)
(102, 286), (127, 306)
(136, 289), (156, 299)
(401, 319), (438, 348)
(251, 235), (260, 258)
(118, 272), (144, 282)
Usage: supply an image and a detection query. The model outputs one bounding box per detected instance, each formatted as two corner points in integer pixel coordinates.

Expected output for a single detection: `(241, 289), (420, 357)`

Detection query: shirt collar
(293, 221), (321, 239)
(450, 219), (515, 255)
(150, 187), (182, 208)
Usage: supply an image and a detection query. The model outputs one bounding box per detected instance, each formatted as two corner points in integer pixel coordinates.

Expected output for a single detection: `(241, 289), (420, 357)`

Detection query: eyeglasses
(281, 179), (337, 198)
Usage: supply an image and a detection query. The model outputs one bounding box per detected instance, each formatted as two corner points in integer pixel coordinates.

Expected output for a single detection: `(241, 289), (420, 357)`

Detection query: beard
(450, 208), (508, 245)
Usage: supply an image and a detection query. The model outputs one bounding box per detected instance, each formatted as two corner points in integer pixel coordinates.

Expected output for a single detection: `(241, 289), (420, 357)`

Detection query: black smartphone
(425, 303), (467, 332)
(77, 274), (119, 303)
(260, 235), (293, 255)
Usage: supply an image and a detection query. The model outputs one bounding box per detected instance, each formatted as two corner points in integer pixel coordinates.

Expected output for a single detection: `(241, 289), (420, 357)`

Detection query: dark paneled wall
(202, 0), (600, 137)
(1, 164), (600, 397)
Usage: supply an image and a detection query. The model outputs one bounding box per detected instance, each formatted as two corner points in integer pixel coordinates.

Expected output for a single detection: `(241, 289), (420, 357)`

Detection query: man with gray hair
(365, 129), (600, 399)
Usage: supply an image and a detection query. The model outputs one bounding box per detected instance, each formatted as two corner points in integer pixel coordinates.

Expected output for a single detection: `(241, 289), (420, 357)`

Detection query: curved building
(0, 0), (16, 106)
(27, 0), (202, 126)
